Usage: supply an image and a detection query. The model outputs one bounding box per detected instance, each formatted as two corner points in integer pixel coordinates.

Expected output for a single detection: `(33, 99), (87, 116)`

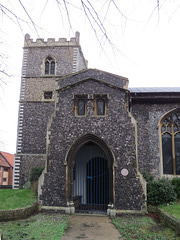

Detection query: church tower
(13, 32), (87, 188)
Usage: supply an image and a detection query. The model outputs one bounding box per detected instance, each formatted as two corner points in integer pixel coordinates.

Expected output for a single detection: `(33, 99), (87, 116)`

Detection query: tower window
(44, 91), (53, 100)
(45, 57), (55, 75)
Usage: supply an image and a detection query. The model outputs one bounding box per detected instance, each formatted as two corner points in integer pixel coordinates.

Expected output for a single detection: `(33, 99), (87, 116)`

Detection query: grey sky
(0, 0), (180, 153)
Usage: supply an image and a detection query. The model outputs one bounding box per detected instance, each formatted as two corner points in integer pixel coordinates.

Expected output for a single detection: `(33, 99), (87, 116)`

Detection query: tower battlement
(24, 31), (80, 47)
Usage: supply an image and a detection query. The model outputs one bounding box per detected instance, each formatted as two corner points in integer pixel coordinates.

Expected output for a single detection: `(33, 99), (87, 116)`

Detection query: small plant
(171, 178), (180, 199)
(30, 166), (44, 183)
(23, 181), (31, 189)
(147, 177), (177, 205)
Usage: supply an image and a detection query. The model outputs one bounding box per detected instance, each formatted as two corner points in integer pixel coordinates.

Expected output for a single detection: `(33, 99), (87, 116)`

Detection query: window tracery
(45, 57), (55, 75)
(161, 110), (180, 175)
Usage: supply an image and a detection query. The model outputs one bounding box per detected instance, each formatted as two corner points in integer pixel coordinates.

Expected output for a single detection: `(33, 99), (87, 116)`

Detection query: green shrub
(143, 172), (154, 183)
(172, 178), (180, 199)
(23, 181), (31, 189)
(30, 167), (44, 183)
(147, 177), (177, 205)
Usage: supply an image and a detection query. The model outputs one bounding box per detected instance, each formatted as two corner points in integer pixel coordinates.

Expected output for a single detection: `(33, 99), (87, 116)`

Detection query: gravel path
(61, 214), (123, 240)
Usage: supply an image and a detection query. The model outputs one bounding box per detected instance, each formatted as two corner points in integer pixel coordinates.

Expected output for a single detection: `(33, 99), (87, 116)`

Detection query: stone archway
(65, 134), (115, 212)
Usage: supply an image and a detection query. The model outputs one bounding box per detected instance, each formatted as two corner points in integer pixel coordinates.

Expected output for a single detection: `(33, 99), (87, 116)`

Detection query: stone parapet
(24, 32), (80, 48)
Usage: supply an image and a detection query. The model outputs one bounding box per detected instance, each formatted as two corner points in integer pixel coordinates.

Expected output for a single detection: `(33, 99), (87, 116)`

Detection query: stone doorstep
(40, 205), (147, 217)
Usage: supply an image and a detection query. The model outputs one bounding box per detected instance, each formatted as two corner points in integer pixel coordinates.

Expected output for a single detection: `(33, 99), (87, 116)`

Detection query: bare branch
(0, 3), (29, 24)
(18, 0), (39, 35)
(168, 3), (180, 23)
(0, 70), (10, 79)
(62, 0), (73, 32)
(111, 0), (127, 20)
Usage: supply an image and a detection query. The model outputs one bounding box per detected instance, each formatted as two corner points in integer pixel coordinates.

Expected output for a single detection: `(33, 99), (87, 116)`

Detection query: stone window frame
(160, 108), (180, 176)
(42, 91), (54, 101)
(43, 56), (56, 76)
(94, 94), (108, 116)
(74, 95), (87, 117)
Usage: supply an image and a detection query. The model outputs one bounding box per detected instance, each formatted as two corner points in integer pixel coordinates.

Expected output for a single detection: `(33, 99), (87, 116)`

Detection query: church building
(13, 32), (180, 214)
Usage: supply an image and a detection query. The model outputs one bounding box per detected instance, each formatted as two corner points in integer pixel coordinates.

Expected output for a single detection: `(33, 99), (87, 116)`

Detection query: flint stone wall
(131, 103), (180, 177)
(21, 102), (54, 154)
(40, 79), (145, 210)
(24, 46), (83, 77)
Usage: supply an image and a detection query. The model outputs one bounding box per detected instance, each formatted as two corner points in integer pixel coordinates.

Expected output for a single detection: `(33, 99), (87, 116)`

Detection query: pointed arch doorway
(66, 135), (114, 213)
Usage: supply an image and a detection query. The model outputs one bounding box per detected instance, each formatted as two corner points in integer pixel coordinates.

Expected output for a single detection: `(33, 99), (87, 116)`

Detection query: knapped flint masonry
(13, 32), (180, 214)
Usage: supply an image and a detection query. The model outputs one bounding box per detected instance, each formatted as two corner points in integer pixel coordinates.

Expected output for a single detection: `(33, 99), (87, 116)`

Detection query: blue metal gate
(73, 142), (109, 212)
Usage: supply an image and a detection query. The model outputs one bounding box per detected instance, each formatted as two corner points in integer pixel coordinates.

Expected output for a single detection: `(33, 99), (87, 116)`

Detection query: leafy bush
(30, 167), (44, 183)
(23, 181), (31, 189)
(143, 172), (154, 183)
(147, 177), (177, 205)
(172, 178), (180, 199)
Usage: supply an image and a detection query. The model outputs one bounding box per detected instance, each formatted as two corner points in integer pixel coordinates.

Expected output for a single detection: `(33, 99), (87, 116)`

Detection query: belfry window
(44, 91), (53, 100)
(161, 110), (180, 175)
(45, 57), (55, 75)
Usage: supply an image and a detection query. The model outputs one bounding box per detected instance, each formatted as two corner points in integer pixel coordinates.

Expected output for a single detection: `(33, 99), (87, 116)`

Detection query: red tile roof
(0, 151), (14, 168)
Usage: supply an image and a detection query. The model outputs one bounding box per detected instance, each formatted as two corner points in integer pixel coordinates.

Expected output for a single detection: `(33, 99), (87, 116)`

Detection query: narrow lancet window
(78, 100), (85, 116)
(97, 99), (105, 115)
(45, 57), (55, 75)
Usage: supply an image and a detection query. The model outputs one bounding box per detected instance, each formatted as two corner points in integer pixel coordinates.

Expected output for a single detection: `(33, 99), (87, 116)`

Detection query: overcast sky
(0, 0), (180, 154)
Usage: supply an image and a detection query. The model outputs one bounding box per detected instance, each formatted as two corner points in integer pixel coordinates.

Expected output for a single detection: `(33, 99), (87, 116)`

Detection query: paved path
(61, 214), (123, 240)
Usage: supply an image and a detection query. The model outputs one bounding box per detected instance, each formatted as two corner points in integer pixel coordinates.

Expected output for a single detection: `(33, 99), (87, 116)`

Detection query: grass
(0, 189), (37, 210)
(112, 215), (180, 240)
(159, 202), (180, 219)
(0, 213), (67, 240)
